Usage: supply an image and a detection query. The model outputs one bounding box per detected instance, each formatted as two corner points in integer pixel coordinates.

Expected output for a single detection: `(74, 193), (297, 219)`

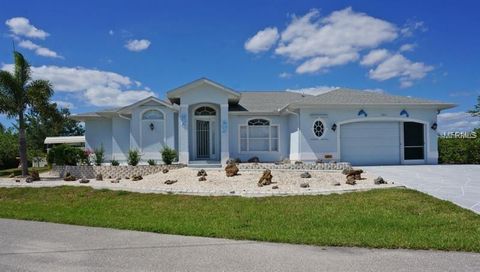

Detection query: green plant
(147, 159), (156, 166)
(127, 149), (141, 166)
(110, 159), (119, 166)
(161, 146), (177, 165)
(438, 129), (480, 164)
(94, 144), (104, 166)
(47, 144), (83, 166)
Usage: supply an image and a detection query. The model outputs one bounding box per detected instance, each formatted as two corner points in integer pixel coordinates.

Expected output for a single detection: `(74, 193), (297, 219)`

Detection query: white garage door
(340, 122), (401, 166)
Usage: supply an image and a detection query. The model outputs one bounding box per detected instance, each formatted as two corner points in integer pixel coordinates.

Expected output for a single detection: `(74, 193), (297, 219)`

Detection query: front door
(402, 122), (425, 164)
(195, 119), (217, 160)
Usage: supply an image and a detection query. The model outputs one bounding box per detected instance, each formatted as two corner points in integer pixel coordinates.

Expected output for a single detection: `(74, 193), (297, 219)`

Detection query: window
(142, 110), (164, 120)
(240, 119), (279, 152)
(313, 120), (324, 138)
(195, 106), (216, 116)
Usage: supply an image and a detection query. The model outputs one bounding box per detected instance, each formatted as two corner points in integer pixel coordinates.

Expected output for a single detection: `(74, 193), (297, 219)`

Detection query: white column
(178, 104), (189, 164)
(220, 104), (229, 165)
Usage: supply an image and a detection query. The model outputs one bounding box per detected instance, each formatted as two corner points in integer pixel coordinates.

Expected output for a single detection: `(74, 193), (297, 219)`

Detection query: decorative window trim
(312, 118), (326, 138)
(194, 106), (216, 116)
(239, 118), (280, 153)
(142, 109), (164, 120)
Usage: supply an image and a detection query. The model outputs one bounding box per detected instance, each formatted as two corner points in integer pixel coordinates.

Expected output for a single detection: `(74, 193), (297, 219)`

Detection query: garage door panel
(340, 122), (400, 166)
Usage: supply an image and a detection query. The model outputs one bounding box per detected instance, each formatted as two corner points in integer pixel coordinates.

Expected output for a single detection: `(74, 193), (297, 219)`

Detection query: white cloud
(244, 27), (279, 53)
(401, 20), (427, 37)
(273, 8), (397, 72)
(5, 17), (49, 39)
(109, 30), (114, 36)
(367, 53), (433, 87)
(125, 39), (151, 52)
(52, 100), (75, 109)
(362, 88), (385, 93)
(18, 40), (62, 59)
(286, 86), (339, 96)
(399, 43), (416, 52)
(437, 112), (480, 133)
(360, 49), (390, 66)
(279, 72), (292, 78)
(1, 64), (155, 107)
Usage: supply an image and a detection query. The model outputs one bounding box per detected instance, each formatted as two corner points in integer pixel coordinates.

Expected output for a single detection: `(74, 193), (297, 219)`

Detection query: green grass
(0, 166), (50, 177)
(0, 186), (479, 252)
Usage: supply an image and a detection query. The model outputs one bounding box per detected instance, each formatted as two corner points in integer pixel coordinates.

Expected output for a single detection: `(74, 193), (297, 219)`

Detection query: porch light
(331, 123), (337, 131)
(150, 123), (154, 131)
(431, 122), (438, 131)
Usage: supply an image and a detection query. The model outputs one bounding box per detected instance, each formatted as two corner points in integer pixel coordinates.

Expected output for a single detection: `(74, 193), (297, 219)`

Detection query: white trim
(238, 117), (281, 154)
(139, 107), (167, 154)
(167, 78), (240, 99)
(191, 104), (220, 161)
(400, 122), (427, 165)
(118, 96), (176, 114)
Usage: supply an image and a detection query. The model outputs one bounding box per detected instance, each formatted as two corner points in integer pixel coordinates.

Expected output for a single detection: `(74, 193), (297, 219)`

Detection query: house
(72, 78), (455, 166)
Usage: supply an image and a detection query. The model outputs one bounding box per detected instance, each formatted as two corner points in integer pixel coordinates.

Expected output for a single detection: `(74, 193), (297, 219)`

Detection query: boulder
(344, 169), (363, 180)
(162, 168), (169, 174)
(300, 182), (310, 188)
(294, 161), (303, 165)
(198, 175), (207, 181)
(300, 172), (311, 178)
(132, 175), (143, 181)
(247, 156), (260, 163)
(272, 185), (279, 189)
(30, 170), (40, 181)
(257, 169), (273, 187)
(225, 161), (239, 177)
(15, 179), (20, 183)
(346, 175), (356, 185)
(164, 179), (177, 185)
(111, 178), (120, 183)
(331, 181), (341, 186)
(25, 176), (34, 183)
(79, 178), (90, 184)
(197, 169), (207, 177)
(96, 173), (103, 181)
(64, 174), (76, 181)
(374, 176), (387, 185)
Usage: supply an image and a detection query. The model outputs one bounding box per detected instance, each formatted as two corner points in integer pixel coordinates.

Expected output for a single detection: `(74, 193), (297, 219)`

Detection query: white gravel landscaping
(0, 167), (400, 197)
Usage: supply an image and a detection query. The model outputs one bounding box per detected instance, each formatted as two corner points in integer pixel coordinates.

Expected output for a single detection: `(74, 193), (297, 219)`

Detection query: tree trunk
(18, 111), (29, 177)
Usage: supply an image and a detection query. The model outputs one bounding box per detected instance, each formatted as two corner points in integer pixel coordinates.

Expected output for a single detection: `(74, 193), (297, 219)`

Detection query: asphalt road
(0, 219), (479, 272)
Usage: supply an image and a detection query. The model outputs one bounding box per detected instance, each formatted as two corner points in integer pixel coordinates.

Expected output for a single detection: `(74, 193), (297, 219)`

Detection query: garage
(340, 122), (401, 165)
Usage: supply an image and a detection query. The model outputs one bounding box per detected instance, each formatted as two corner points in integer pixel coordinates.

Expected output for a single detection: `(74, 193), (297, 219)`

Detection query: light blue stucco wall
(85, 118), (113, 161)
(112, 116), (130, 162)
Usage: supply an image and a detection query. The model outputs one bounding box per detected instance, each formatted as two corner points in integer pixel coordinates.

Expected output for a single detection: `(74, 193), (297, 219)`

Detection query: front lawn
(0, 186), (479, 252)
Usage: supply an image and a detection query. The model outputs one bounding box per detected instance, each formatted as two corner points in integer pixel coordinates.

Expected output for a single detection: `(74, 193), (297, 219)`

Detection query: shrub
(47, 144), (83, 166)
(110, 159), (119, 166)
(94, 145), (104, 166)
(161, 146), (177, 165)
(147, 159), (156, 166)
(438, 129), (480, 164)
(128, 149), (141, 166)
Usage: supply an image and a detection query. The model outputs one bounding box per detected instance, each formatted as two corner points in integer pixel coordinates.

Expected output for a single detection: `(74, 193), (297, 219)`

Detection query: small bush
(161, 146), (177, 165)
(110, 159), (119, 166)
(47, 144), (83, 166)
(94, 145), (104, 166)
(147, 159), (156, 166)
(128, 149), (141, 166)
(438, 129), (480, 164)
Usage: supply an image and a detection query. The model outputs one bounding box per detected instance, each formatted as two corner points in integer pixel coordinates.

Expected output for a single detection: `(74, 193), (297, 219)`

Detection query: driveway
(362, 165), (480, 213)
(0, 219), (479, 272)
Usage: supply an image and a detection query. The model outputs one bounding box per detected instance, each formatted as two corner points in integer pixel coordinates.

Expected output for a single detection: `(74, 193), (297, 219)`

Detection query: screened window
(240, 119), (279, 152)
(142, 110), (164, 120)
(313, 120), (324, 138)
(194, 106), (216, 116)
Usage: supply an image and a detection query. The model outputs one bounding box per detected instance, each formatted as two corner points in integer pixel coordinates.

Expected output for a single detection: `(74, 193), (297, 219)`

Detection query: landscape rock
(344, 169), (363, 181)
(257, 169), (273, 187)
(294, 161), (303, 165)
(132, 175), (143, 181)
(331, 181), (341, 186)
(96, 173), (103, 181)
(30, 170), (40, 181)
(8, 173), (15, 178)
(164, 179), (177, 185)
(224, 161), (239, 177)
(272, 185), (279, 189)
(111, 178), (120, 183)
(25, 176), (34, 183)
(346, 175), (356, 185)
(79, 178), (90, 184)
(198, 175), (207, 181)
(197, 169), (207, 177)
(315, 159), (323, 164)
(374, 176), (387, 185)
(247, 156), (260, 163)
(300, 182), (310, 188)
(162, 168), (169, 174)
(15, 179), (20, 183)
(63, 173), (76, 181)
(300, 171), (311, 178)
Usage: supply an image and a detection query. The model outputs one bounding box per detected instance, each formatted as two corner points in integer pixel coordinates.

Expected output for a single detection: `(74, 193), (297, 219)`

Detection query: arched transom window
(240, 118), (279, 152)
(142, 110), (164, 120)
(194, 106), (216, 116)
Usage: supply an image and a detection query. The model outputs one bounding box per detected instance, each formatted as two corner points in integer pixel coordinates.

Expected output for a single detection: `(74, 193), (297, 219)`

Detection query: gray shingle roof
(230, 91), (310, 112)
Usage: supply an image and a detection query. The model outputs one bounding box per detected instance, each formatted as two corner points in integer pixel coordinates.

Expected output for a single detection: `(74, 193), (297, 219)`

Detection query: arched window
(313, 120), (325, 138)
(194, 106), (216, 116)
(142, 110), (164, 120)
(240, 118), (279, 152)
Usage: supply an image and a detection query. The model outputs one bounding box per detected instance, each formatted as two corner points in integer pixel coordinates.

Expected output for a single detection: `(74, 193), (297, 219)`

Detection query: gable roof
(229, 91), (310, 112)
(117, 96), (176, 114)
(167, 77), (241, 103)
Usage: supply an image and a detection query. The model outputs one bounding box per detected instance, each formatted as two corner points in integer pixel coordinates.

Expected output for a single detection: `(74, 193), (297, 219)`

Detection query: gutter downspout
(284, 107), (301, 162)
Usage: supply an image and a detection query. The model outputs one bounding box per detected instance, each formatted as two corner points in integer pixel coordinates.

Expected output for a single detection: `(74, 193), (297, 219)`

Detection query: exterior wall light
(331, 123), (337, 131)
(431, 122), (438, 130)
(150, 123), (154, 131)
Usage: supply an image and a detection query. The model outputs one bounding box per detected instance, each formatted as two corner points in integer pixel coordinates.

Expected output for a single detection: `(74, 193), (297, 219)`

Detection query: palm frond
(26, 79), (54, 112)
(0, 71), (20, 117)
(14, 51), (31, 87)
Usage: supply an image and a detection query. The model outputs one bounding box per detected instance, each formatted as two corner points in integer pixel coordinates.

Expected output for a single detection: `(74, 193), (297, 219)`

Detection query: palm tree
(0, 51), (53, 176)
(468, 96), (480, 117)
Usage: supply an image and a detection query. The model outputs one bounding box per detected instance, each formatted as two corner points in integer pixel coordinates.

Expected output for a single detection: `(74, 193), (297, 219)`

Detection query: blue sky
(1, 0), (479, 132)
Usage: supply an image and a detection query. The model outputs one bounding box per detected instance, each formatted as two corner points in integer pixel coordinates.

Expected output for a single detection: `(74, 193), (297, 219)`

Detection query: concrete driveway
(362, 165), (480, 213)
(1, 219), (479, 272)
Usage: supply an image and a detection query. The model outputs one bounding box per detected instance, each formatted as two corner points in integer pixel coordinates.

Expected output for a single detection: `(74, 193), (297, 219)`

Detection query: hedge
(438, 129), (480, 164)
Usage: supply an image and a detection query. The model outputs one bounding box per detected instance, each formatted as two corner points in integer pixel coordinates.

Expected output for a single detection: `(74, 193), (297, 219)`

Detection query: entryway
(192, 105), (219, 161)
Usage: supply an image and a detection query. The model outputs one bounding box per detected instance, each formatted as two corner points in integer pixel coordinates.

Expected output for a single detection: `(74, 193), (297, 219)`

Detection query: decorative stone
(15, 179), (20, 183)
(315, 159), (323, 164)
(162, 168), (169, 174)
(295, 161), (303, 165)
(79, 178), (90, 184)
(300, 172), (311, 178)
(30, 170), (40, 181)
(64, 174), (76, 181)
(230, 191), (235, 194)
(300, 182), (310, 188)
(331, 181), (341, 186)
(132, 175), (143, 181)
(272, 185), (279, 189)
(198, 175), (207, 181)
(346, 175), (356, 185)
(247, 156), (260, 163)
(164, 179), (177, 185)
(225, 161), (239, 177)
(96, 173), (103, 181)
(374, 176), (387, 184)
(197, 169), (207, 177)
(25, 176), (34, 183)
(111, 178), (120, 183)
(258, 169), (273, 187)
(344, 169), (363, 181)
(8, 173), (15, 178)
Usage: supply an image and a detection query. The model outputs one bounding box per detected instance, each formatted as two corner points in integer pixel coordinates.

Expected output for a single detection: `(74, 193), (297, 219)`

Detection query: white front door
(194, 117), (218, 160)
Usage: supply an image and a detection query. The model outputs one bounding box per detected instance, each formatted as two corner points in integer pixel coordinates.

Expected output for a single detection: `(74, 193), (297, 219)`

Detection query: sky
(1, 0), (479, 132)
